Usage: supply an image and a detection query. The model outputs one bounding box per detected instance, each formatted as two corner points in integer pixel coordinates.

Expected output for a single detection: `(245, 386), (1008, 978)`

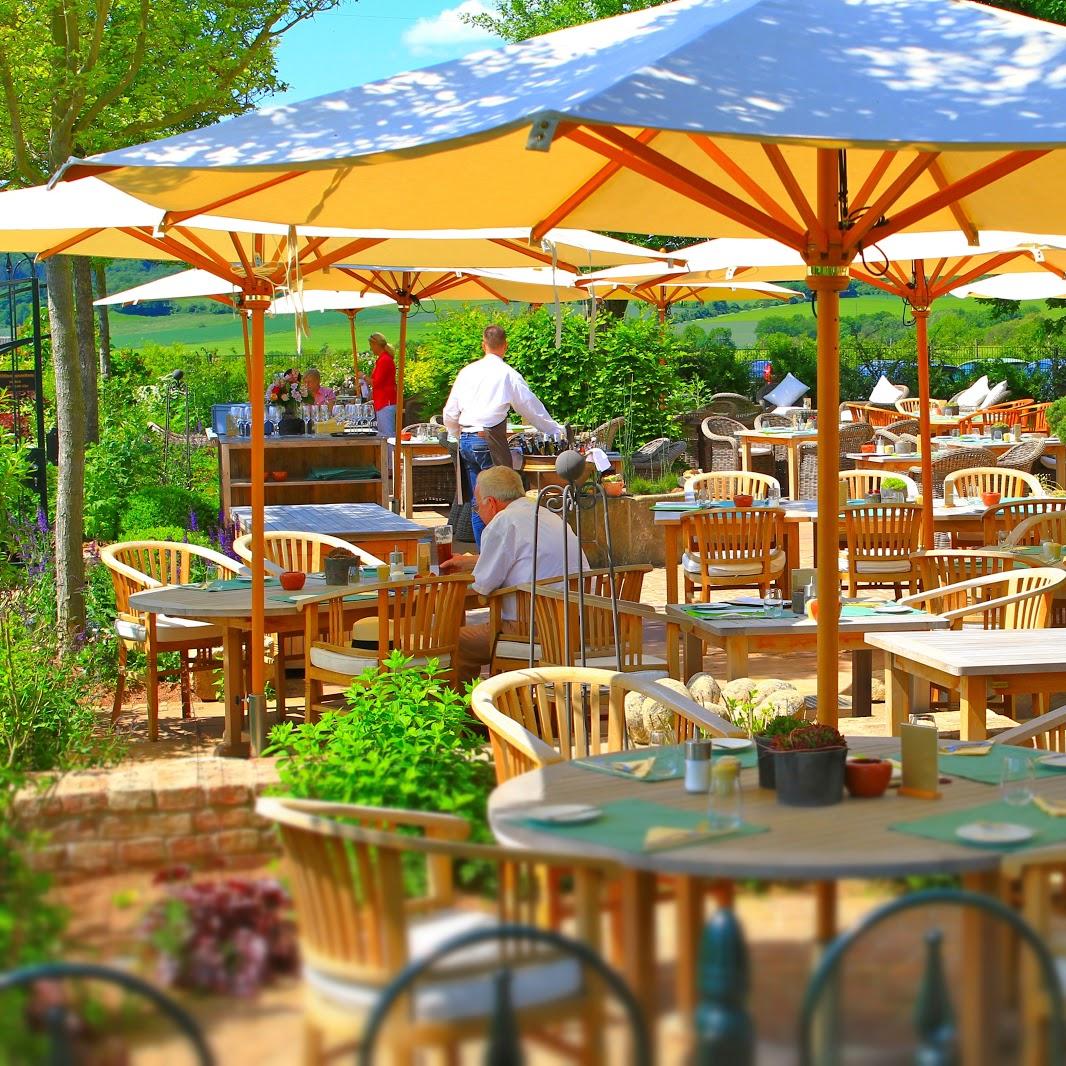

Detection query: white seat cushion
(583, 653), (669, 670)
(682, 549), (785, 578)
(980, 380), (1008, 409)
(411, 454), (452, 467)
(493, 639), (543, 662)
(955, 375), (989, 410)
(837, 555), (913, 575)
(310, 644), (450, 675)
(302, 908), (582, 1023)
(115, 614), (223, 645)
(749, 445), (774, 457)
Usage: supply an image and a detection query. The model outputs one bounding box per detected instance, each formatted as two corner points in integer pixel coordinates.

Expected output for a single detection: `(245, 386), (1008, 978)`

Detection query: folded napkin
(642, 822), (740, 852)
(592, 757), (655, 779)
(939, 742), (993, 757)
(1034, 795), (1066, 817)
(308, 465), (381, 481)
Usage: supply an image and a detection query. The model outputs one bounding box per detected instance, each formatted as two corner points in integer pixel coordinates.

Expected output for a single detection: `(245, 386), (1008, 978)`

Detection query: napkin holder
(899, 723), (941, 800)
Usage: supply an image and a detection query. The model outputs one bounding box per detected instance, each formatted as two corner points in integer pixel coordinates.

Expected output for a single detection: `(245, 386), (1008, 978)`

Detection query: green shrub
(121, 486), (216, 538)
(1049, 397), (1066, 444)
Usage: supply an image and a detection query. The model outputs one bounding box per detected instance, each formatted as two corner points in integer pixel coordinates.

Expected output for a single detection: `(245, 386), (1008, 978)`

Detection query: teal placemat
(514, 798), (766, 853)
(937, 744), (1063, 786)
(891, 799), (1066, 850)
(652, 502), (700, 512)
(308, 465), (381, 481)
(200, 577), (279, 592)
(573, 743), (755, 781)
(682, 606), (766, 620)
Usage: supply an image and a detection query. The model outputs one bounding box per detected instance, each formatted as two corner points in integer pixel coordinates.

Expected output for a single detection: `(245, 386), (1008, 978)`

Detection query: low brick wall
(16, 758), (282, 883)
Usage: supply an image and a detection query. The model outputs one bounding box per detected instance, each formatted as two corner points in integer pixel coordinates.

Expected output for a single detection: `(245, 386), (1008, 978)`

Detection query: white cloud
(403, 1), (499, 56)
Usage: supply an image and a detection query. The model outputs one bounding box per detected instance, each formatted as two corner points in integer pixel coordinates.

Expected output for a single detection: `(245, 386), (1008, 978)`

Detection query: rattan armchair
(872, 418), (920, 448)
(796, 422), (875, 499)
(699, 415), (775, 476)
(997, 438), (1047, 474)
(258, 796), (617, 1065)
(910, 446), (995, 496)
(680, 506), (786, 602)
(401, 422), (455, 507)
(577, 415), (625, 451)
(101, 541), (246, 740)
(838, 503), (922, 597)
(629, 437), (686, 477)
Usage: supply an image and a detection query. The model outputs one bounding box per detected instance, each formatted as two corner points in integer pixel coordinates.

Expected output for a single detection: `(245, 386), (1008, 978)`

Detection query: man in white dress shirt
(443, 324), (565, 548)
(440, 465), (586, 687)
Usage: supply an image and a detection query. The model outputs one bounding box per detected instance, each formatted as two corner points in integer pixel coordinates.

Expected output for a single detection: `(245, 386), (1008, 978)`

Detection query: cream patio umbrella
(948, 273), (1066, 300)
(57, 0), (1066, 730)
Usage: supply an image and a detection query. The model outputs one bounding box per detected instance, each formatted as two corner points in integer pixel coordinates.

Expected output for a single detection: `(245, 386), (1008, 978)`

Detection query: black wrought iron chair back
(0, 961), (214, 1065)
(798, 888), (1066, 1066)
(358, 924), (652, 1066)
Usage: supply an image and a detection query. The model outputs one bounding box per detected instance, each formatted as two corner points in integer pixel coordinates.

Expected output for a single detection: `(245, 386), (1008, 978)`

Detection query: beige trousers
(456, 618), (523, 687)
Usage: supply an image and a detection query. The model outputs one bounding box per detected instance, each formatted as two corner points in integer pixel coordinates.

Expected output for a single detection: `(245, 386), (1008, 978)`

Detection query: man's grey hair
(476, 465), (525, 503)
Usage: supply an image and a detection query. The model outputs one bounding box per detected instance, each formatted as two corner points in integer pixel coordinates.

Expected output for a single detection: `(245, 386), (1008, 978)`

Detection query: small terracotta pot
(733, 493), (754, 508)
(860, 443), (876, 454)
(844, 757), (892, 799)
(981, 491), (1001, 508)
(270, 470), (288, 482)
(602, 481), (626, 497)
(280, 571), (306, 591)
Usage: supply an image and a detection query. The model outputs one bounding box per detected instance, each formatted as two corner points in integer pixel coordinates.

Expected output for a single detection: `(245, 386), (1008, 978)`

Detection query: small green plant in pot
(770, 724), (848, 807)
(752, 713), (805, 790)
(991, 421), (1009, 442)
(880, 476), (908, 504)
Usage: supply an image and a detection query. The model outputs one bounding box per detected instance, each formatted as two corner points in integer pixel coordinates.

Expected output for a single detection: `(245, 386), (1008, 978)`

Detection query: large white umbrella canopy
(949, 273), (1066, 300)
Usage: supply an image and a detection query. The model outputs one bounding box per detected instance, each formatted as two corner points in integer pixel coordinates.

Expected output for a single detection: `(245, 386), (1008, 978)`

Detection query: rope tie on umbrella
(545, 239), (562, 348)
(284, 225), (309, 357)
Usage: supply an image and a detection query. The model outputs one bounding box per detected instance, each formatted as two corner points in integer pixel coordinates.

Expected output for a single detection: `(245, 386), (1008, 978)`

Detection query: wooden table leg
(1057, 446), (1065, 490)
(960, 675), (988, 741)
(403, 448), (414, 519)
(674, 875), (707, 1030)
(620, 869), (657, 1035)
(851, 649), (872, 717)
(741, 439), (752, 473)
(961, 869), (1003, 1066)
(886, 653), (912, 735)
(666, 620), (681, 680)
(788, 443), (801, 500)
(664, 524), (680, 605)
(218, 625), (250, 758)
(684, 630), (703, 682)
(724, 637), (749, 681)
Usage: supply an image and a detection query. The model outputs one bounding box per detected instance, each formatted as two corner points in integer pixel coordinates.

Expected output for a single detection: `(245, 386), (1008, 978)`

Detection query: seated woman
(302, 368), (336, 408)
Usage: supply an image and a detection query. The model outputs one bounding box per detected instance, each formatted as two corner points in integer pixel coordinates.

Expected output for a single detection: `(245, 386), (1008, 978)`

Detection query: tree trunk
(73, 257), (99, 443)
(46, 255), (86, 645)
(93, 261), (112, 379)
(601, 298), (628, 319)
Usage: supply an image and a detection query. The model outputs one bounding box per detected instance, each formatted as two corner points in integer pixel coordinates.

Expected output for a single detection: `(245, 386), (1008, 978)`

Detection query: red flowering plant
(266, 369), (309, 416)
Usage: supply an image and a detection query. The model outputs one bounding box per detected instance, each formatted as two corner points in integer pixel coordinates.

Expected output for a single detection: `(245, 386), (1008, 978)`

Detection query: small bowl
(981, 491), (1001, 508)
(270, 470), (288, 482)
(279, 571), (306, 591)
(860, 443), (876, 454)
(845, 757), (892, 799)
(732, 493), (754, 508)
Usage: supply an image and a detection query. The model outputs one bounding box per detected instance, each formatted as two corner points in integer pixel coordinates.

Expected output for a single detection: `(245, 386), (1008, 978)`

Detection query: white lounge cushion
(583, 653), (669, 670)
(763, 372), (810, 409)
(411, 454), (452, 467)
(682, 549), (786, 578)
(837, 555), (913, 575)
(115, 614), (223, 645)
(302, 908), (582, 1023)
(955, 375), (989, 410)
(309, 643), (450, 675)
(868, 376), (905, 405)
(493, 639), (543, 662)
(980, 380), (1009, 409)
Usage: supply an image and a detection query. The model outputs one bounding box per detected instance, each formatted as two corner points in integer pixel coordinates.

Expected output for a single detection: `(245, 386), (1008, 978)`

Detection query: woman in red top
(366, 332), (398, 438)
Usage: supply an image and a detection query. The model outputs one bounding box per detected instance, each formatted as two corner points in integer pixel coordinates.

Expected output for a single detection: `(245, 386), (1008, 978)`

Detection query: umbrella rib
(299, 237), (386, 277)
(114, 226), (245, 287)
(559, 124), (805, 251)
(529, 128), (660, 242)
(851, 151), (897, 215)
(1036, 258), (1066, 281)
(161, 171), (307, 228)
(338, 267), (390, 298)
(843, 152), (941, 252)
(928, 250), (1027, 301)
(488, 238), (569, 270)
(927, 159), (979, 246)
(170, 226), (240, 274)
(229, 232), (254, 278)
(465, 275), (511, 303)
(36, 227), (104, 258)
(761, 144), (824, 244)
(688, 134), (801, 231)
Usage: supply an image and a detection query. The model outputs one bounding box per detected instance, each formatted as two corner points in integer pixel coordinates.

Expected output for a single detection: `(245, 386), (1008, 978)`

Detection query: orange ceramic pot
(981, 491), (1001, 508)
(845, 757), (892, 799)
(270, 470), (288, 482)
(279, 571), (306, 591)
(733, 493), (754, 508)
(603, 481), (626, 497)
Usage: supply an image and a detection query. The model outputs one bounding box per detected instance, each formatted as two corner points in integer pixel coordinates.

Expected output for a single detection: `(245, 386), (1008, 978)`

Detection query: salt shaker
(684, 739), (712, 793)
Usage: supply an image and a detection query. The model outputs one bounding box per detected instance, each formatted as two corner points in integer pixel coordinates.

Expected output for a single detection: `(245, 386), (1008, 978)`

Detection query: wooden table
(933, 434), (1066, 486)
(489, 735), (1029, 1065)
(664, 606), (947, 716)
(737, 428), (817, 498)
(387, 437), (451, 518)
(230, 503), (428, 562)
(849, 450), (952, 473)
(867, 629), (1066, 741)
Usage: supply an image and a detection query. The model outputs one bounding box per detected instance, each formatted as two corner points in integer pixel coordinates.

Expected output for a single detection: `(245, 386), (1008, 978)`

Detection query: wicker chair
(629, 437), (686, 477)
(401, 422), (455, 507)
(703, 392), (762, 427)
(996, 438), (1046, 474)
(754, 412), (792, 485)
(795, 423), (875, 500)
(838, 503), (923, 597)
(909, 447), (995, 496)
(680, 506), (787, 602)
(699, 415), (775, 476)
(684, 469), (780, 499)
(577, 416), (625, 451)
(873, 418), (920, 447)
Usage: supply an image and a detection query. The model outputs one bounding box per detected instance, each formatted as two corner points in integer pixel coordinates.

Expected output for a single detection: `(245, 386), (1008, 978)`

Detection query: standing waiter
(443, 324), (565, 548)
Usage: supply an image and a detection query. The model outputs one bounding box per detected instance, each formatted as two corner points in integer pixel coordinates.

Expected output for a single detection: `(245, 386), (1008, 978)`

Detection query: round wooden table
(489, 736), (1056, 1064)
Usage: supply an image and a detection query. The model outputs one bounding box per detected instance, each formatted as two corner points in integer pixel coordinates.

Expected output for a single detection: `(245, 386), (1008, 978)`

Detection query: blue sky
(270, 1), (503, 105)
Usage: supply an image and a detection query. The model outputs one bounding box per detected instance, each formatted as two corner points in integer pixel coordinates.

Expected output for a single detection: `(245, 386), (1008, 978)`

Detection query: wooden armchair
(101, 540), (245, 740)
(984, 499), (1066, 546)
(944, 465), (1043, 502)
(301, 573), (473, 719)
(912, 548), (1017, 591)
(1006, 510), (1066, 549)
(843, 403), (901, 428)
(471, 667), (740, 784)
(683, 469), (780, 499)
(258, 796), (616, 1065)
(895, 397), (946, 416)
(233, 530), (382, 575)
(995, 703), (1066, 752)
(838, 503), (922, 596)
(900, 568), (1065, 631)
(839, 469), (918, 501)
(679, 507), (786, 603)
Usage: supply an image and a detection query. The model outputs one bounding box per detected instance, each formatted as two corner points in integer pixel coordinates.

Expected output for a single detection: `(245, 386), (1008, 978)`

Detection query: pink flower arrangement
(266, 369), (309, 411)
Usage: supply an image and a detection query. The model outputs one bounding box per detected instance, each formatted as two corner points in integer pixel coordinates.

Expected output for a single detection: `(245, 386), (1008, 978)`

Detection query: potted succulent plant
(600, 473), (627, 497)
(753, 712), (805, 789)
(771, 723), (848, 807)
(880, 476), (908, 504)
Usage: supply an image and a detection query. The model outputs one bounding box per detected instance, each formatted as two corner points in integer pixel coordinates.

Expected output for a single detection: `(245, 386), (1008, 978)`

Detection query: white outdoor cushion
(682, 550), (786, 578)
(493, 639), (543, 662)
(583, 653), (669, 670)
(868, 376), (905, 405)
(980, 380), (1009, 409)
(115, 615), (223, 645)
(763, 372), (810, 409)
(837, 555), (912, 575)
(954, 375), (989, 410)
(302, 908), (582, 1023)
(411, 454), (452, 467)
(310, 644), (449, 675)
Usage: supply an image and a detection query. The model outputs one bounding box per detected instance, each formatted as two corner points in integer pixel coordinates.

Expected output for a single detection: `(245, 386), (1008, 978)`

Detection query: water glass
(1000, 752), (1036, 807)
(648, 725), (680, 776)
(389, 550), (406, 580)
(763, 591), (785, 618)
(708, 757), (744, 830)
(908, 713), (938, 731)
(649, 725), (676, 748)
(997, 530), (1009, 550)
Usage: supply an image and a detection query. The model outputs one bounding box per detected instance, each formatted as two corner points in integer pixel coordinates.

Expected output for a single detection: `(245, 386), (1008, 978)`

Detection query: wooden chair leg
(146, 648), (160, 742)
(179, 652), (193, 720)
(111, 643), (127, 724)
(274, 637), (287, 721)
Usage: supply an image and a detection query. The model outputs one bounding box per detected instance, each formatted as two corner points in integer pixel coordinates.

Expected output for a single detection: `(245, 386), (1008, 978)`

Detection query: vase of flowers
(267, 370), (310, 435)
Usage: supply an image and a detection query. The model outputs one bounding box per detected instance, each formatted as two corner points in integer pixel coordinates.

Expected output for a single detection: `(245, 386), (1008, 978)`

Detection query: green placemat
(515, 798), (766, 853)
(200, 577), (279, 592)
(682, 606), (766, 620)
(890, 799), (1066, 850)
(573, 743), (755, 781)
(652, 502), (700, 511)
(937, 744), (1063, 786)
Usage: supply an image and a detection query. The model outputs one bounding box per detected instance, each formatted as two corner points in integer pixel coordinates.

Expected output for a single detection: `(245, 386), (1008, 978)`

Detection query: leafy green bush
(0, 425), (34, 578)
(266, 653), (493, 838)
(1049, 397), (1066, 444)
(121, 486), (217, 538)
(84, 417), (165, 540)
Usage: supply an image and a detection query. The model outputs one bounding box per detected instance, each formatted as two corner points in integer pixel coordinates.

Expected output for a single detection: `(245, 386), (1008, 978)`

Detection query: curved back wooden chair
(846, 403), (902, 428)
(838, 503), (922, 596)
(679, 507), (786, 603)
(487, 564), (651, 673)
(233, 530), (382, 576)
(101, 540), (243, 740)
(997, 437), (1046, 474)
(995, 703), (1066, 753)
(683, 469), (780, 500)
(914, 447), (995, 496)
(301, 573), (474, 720)
(912, 549), (1017, 593)
(257, 796), (618, 1065)
(471, 667), (739, 784)
(1007, 510), (1066, 549)
(1004, 401), (1050, 433)
(944, 465), (1043, 502)
(984, 498), (1066, 547)
(839, 469), (918, 501)
(895, 397), (946, 416)
(532, 587), (668, 672)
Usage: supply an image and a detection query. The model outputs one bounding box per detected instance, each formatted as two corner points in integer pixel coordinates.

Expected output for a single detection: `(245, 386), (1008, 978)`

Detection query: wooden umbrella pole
(392, 279), (411, 513)
(347, 310), (359, 382)
(913, 305), (935, 547)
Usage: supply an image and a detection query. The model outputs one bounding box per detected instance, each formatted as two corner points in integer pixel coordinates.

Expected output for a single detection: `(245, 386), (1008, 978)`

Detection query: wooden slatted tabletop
(865, 629), (1066, 677)
(230, 502), (424, 537)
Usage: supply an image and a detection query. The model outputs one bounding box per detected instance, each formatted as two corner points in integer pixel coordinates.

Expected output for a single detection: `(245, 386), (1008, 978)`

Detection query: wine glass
(763, 591), (785, 618)
(649, 724), (679, 775)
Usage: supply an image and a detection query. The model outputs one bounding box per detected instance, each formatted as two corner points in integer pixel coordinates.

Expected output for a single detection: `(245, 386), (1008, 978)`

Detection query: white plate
(1039, 753), (1066, 771)
(955, 822), (1034, 846)
(713, 737), (753, 751)
(726, 597), (765, 608)
(524, 804), (602, 826)
(875, 603), (912, 614)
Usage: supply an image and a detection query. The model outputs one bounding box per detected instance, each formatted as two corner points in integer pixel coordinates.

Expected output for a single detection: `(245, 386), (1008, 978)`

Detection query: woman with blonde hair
(364, 332), (398, 438)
